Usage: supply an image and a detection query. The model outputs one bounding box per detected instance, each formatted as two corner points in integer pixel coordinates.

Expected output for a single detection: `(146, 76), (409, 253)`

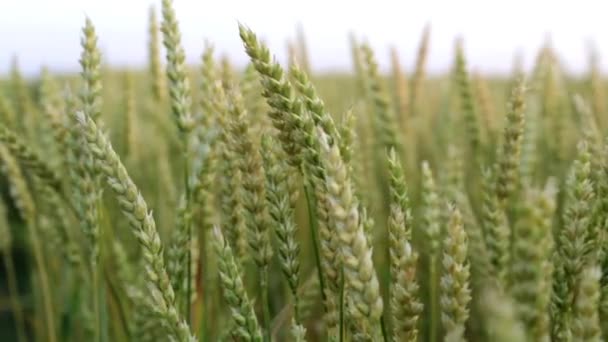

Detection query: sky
(0, 0), (606, 76)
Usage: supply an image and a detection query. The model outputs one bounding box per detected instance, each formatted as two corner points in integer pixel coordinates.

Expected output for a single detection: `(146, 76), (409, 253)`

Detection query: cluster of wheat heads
(2, 1), (608, 341)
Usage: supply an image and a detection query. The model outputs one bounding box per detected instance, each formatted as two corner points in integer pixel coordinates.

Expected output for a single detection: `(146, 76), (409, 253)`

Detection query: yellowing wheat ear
(319, 128), (383, 340)
(148, 5), (166, 103)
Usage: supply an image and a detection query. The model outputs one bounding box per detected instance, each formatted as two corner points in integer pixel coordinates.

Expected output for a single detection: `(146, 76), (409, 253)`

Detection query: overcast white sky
(0, 0), (606, 76)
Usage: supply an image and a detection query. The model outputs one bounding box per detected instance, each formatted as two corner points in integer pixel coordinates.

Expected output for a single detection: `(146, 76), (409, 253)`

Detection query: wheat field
(0, 0), (606, 341)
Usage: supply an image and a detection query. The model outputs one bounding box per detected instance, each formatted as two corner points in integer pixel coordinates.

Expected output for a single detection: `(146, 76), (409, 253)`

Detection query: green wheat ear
(166, 195), (192, 312)
(241, 61), (268, 133)
(289, 63), (339, 142)
(496, 77), (526, 205)
(440, 205), (471, 342)
(387, 149), (422, 342)
(480, 167), (509, 282)
(161, 0), (194, 133)
(198, 42), (219, 136)
(238, 23), (306, 168)
(421, 161), (442, 254)
(239, 24), (343, 336)
(225, 87), (273, 339)
(226, 87), (272, 268)
(0, 124), (62, 191)
(473, 73), (497, 142)
(212, 226), (263, 342)
(80, 17), (102, 123)
(453, 38), (480, 157)
(122, 71), (138, 161)
(360, 42), (402, 155)
(552, 140), (595, 341)
(511, 185), (555, 341)
(598, 138), (608, 331)
(78, 18), (104, 341)
(261, 135), (301, 311)
(74, 110), (195, 341)
(0, 147), (35, 238)
(572, 265), (602, 341)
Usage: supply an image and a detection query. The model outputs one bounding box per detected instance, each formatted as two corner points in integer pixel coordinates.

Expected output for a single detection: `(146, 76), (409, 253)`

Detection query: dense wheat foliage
(2, 1), (608, 341)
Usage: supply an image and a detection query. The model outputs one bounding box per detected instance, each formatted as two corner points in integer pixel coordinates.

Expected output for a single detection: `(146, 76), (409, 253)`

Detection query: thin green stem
(29, 219), (56, 342)
(93, 260), (101, 342)
(91, 203), (103, 341)
(293, 289), (300, 324)
(339, 270), (344, 342)
(429, 256), (438, 342)
(303, 181), (327, 306)
(261, 267), (271, 342)
(271, 272), (317, 336)
(3, 251), (27, 342)
(198, 227), (207, 342)
(103, 266), (131, 340)
(184, 137), (193, 325)
(98, 188), (111, 342)
(186, 217), (192, 323)
(380, 315), (389, 342)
